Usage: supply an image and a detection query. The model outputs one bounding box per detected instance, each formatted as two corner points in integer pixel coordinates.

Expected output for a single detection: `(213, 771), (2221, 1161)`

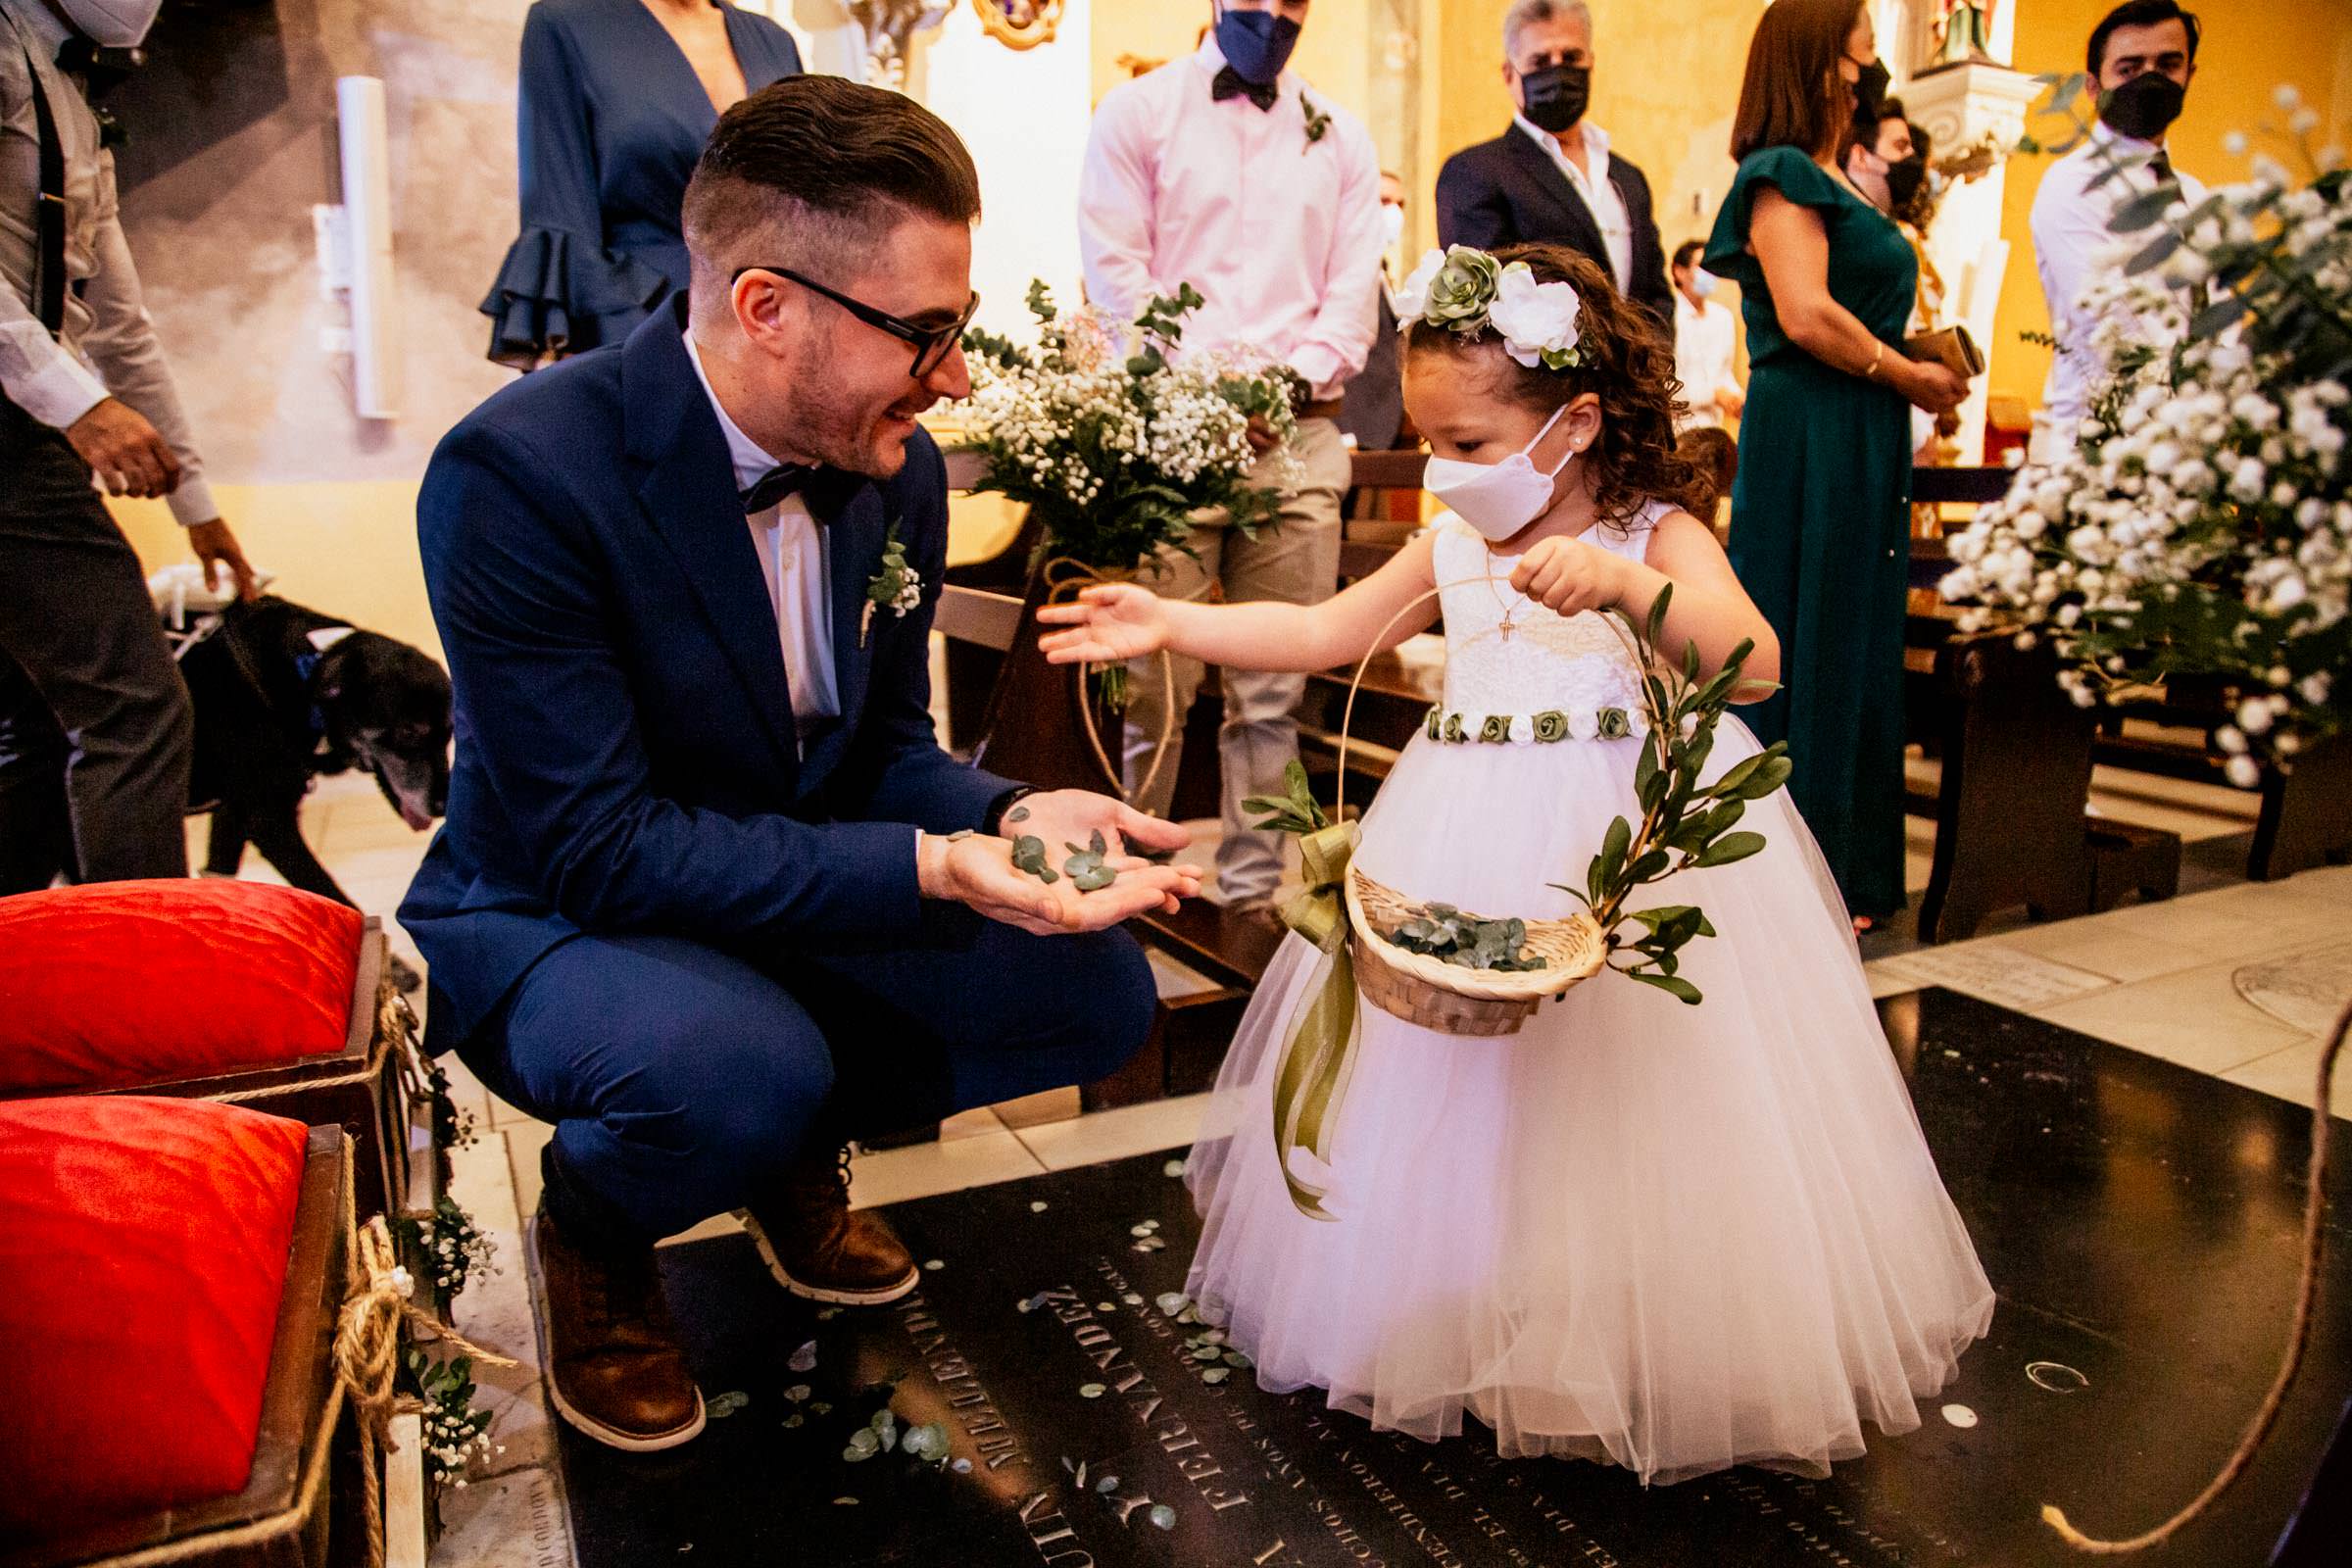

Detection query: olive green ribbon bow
(1269, 819), (1362, 1220)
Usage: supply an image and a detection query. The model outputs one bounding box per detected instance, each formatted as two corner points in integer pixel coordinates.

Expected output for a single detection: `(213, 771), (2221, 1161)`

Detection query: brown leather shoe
(529, 1203), (705, 1451)
(739, 1144), (920, 1306)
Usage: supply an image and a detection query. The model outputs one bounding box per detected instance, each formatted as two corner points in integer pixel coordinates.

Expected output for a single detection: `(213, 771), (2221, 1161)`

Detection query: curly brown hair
(1402, 242), (1709, 530)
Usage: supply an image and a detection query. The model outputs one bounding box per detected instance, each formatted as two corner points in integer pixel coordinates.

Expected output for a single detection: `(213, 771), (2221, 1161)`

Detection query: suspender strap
(19, 41), (68, 335)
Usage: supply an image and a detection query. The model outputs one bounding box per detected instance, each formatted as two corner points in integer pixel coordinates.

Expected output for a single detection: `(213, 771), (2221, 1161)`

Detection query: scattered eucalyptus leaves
(1062, 831), (1117, 892)
(1010, 835), (1058, 883)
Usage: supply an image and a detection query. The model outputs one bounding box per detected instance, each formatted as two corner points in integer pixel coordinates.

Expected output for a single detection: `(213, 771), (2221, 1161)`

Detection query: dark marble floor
(560, 989), (2351, 1568)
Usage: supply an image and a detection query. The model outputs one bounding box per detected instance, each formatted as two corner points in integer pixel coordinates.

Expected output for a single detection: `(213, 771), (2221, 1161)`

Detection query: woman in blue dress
(482, 0), (802, 368)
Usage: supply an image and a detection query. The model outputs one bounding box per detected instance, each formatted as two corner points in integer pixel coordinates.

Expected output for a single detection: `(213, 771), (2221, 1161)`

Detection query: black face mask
(1519, 62), (1592, 134)
(1851, 57), (1890, 121)
(2100, 72), (2186, 141)
(1885, 153), (1929, 213)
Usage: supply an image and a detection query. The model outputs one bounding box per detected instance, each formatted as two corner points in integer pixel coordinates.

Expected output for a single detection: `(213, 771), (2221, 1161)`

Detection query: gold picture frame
(973, 0), (1062, 50)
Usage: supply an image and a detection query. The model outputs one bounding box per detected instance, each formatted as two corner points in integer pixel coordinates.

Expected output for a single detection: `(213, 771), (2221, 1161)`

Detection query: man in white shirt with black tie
(1077, 0), (1383, 920)
(2032, 0), (2206, 457)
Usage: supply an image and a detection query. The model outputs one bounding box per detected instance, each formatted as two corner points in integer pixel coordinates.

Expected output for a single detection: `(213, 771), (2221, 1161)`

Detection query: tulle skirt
(1183, 718), (1995, 1485)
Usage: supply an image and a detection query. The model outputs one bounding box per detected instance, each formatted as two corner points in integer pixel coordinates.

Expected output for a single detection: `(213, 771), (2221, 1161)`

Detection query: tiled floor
(235, 766), (2351, 1567)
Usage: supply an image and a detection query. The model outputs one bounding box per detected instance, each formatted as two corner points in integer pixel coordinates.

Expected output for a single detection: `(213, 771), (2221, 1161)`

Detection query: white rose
(1487, 262), (1583, 369)
(1568, 708), (1600, 742)
(1393, 249), (1446, 323)
(1508, 714), (1535, 746)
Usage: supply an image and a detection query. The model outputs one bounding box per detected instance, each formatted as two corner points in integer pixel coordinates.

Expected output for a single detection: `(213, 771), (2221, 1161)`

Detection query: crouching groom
(402, 77), (1198, 1452)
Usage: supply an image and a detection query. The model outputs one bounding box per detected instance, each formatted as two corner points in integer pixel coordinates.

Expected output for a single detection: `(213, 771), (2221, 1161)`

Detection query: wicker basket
(1326, 578), (1638, 1037)
(1345, 867), (1607, 1035)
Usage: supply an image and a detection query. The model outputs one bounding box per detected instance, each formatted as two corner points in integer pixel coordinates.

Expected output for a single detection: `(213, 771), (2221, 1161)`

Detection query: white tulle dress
(1183, 506), (1995, 1486)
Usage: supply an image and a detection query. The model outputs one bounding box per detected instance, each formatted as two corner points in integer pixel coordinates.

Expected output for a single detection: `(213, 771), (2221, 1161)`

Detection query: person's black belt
(18, 41), (67, 335)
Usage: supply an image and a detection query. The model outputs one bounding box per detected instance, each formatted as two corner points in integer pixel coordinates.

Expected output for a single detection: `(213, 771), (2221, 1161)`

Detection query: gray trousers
(0, 395), (192, 893)
(1120, 417), (1350, 906)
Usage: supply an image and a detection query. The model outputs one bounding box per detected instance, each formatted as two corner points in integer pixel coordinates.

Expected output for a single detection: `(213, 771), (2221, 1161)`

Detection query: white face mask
(56, 0), (163, 47)
(1689, 270), (1716, 300)
(1424, 405), (1575, 543)
(1380, 203), (1406, 250)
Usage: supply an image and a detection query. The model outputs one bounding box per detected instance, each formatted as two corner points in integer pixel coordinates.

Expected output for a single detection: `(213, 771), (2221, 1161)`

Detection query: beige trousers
(1120, 416), (1351, 906)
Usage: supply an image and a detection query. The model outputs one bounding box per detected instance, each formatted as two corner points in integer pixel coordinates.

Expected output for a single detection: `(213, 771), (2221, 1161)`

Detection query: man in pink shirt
(1077, 0), (1384, 918)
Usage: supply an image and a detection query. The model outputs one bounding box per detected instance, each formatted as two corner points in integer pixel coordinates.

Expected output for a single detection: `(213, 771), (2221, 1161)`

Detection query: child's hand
(1037, 583), (1172, 664)
(1510, 535), (1627, 618)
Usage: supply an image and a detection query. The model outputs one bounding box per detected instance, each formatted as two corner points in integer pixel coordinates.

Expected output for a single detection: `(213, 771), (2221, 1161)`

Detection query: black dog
(177, 596), (450, 983)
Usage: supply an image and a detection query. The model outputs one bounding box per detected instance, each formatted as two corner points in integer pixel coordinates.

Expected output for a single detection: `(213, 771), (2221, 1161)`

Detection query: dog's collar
(292, 649), (329, 748)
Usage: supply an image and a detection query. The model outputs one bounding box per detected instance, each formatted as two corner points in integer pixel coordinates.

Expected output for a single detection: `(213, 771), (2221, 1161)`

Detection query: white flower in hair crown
(1395, 245), (1585, 370)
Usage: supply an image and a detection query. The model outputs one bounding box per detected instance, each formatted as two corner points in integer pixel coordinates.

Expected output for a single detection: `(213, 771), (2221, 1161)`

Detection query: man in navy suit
(404, 76), (1199, 1452)
(1434, 0), (1673, 333)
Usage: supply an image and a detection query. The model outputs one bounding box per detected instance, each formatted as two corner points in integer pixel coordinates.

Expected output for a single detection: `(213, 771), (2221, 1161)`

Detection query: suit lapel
(1502, 127), (1606, 260)
(620, 300), (802, 771)
(795, 480), (886, 793)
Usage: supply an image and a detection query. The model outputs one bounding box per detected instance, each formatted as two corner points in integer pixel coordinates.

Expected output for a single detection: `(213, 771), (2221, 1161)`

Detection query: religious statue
(1934, 0), (1997, 68)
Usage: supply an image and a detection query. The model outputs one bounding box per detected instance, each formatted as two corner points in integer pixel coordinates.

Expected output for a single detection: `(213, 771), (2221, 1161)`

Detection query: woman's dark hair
(683, 74), (981, 282)
(1671, 238), (1706, 272)
(1403, 243), (1710, 528)
(1730, 0), (1865, 162)
(2087, 0), (2201, 77)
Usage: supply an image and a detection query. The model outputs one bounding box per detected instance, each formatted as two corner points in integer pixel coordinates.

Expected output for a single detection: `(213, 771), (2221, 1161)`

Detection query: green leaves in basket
(1383, 905), (1544, 973)
(1560, 585), (1797, 1006)
(1245, 760), (1329, 837)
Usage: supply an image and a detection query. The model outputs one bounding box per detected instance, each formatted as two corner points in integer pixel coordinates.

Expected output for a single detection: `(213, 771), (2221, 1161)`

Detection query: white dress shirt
(1514, 114), (1633, 294)
(0, 0), (216, 523)
(681, 329), (838, 743)
(2032, 119), (2206, 440)
(1078, 36), (1385, 402)
(1672, 292), (1739, 432)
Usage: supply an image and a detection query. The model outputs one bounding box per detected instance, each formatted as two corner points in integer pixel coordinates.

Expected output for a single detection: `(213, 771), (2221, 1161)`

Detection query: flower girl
(1038, 244), (1993, 1485)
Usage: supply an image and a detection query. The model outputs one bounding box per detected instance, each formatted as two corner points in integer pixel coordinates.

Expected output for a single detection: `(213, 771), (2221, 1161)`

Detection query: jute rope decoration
(2040, 996), (2347, 1554)
(338, 1212), (515, 1568)
(1252, 578), (1788, 1217)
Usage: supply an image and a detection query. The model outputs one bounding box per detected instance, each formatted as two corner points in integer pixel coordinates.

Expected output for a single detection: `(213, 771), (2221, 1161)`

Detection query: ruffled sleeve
(478, 5), (670, 368)
(478, 226), (671, 369)
(1701, 147), (1845, 293)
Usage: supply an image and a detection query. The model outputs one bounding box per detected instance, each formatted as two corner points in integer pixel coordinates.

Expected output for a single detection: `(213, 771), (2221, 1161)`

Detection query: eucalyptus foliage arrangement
(1947, 78), (2350, 780)
(959, 282), (1302, 708)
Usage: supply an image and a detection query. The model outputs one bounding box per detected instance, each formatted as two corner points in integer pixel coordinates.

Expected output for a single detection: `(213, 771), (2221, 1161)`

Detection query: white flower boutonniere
(861, 522), (921, 648)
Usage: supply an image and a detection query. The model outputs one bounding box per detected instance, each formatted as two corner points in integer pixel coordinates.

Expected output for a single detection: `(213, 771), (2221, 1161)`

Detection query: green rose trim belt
(1421, 705), (1645, 745)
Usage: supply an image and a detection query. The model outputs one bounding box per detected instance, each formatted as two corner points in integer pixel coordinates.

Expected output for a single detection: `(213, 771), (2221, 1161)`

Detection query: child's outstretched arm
(1039, 530), (1441, 675)
(1509, 513), (1783, 698)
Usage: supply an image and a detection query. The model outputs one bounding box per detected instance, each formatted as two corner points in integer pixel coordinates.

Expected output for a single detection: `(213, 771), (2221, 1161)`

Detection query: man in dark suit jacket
(404, 77), (1197, 1453)
(1434, 0), (1673, 332)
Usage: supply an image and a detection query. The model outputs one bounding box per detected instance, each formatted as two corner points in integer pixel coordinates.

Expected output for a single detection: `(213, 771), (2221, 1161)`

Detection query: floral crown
(1395, 245), (1585, 371)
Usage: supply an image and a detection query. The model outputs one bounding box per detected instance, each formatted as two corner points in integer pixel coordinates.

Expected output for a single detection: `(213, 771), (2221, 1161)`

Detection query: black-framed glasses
(734, 265), (979, 378)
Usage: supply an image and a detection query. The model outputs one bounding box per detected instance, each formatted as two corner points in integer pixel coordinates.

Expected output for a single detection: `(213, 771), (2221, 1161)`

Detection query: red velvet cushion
(0, 1096), (311, 1533)
(0, 880), (364, 1093)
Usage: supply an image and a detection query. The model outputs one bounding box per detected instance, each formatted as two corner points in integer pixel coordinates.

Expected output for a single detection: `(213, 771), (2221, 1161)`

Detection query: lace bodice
(1427, 506), (1670, 743)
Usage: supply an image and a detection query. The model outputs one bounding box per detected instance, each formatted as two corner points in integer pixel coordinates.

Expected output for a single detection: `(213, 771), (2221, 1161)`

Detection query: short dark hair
(2086, 1), (2201, 77)
(1731, 0), (1865, 162)
(1672, 239), (1706, 271)
(682, 75), (981, 289)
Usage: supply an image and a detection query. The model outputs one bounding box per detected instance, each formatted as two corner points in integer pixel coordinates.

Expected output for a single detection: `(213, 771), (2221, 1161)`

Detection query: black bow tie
(740, 464), (816, 514)
(1212, 66), (1279, 112)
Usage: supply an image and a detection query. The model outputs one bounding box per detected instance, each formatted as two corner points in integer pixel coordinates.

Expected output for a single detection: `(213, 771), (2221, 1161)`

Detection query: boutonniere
(861, 522), (921, 648)
(1301, 92), (1330, 150)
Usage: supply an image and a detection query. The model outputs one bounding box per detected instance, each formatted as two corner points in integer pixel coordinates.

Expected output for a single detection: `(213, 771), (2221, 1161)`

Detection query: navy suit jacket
(1435, 126), (1674, 334)
(402, 295), (1013, 1048)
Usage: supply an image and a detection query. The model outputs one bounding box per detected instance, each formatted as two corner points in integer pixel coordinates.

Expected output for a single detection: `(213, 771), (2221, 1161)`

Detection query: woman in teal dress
(1701, 0), (1969, 925)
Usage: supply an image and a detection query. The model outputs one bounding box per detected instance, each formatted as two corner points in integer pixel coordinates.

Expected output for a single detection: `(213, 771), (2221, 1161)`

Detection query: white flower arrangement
(1945, 85), (2351, 780)
(1396, 245), (1585, 370)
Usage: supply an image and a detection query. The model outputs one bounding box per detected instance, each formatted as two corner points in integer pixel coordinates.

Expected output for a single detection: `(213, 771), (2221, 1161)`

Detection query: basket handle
(1330, 573), (1654, 820)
